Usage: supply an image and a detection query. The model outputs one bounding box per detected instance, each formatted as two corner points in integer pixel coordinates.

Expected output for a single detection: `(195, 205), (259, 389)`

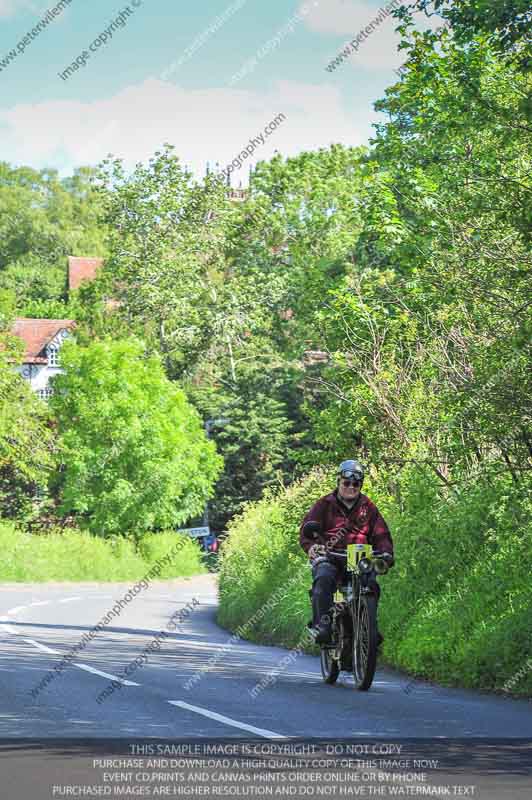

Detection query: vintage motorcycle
(304, 521), (392, 691)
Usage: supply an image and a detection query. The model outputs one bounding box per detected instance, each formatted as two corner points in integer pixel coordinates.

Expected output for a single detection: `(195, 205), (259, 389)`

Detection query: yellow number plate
(347, 543), (372, 569)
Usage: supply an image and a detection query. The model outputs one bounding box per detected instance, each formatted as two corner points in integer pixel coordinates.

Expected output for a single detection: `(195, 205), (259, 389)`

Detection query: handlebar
(310, 548), (394, 573)
(319, 549), (391, 558)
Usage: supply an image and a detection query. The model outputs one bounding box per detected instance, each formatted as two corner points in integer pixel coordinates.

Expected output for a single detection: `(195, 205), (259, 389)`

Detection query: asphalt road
(1, 574), (531, 798)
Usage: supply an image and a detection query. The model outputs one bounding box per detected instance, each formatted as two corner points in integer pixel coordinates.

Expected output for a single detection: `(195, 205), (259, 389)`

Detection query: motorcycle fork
(352, 572), (378, 660)
(351, 576), (362, 660)
(329, 603), (345, 658)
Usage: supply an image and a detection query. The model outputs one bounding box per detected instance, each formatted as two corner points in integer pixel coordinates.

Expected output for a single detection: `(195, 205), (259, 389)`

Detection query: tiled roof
(12, 318), (76, 364)
(68, 256), (103, 291)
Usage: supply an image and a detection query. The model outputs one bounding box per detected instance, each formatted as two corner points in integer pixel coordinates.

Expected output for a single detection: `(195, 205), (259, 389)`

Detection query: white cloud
(301, 0), (384, 36)
(300, 0), (445, 71)
(0, 78), (373, 178)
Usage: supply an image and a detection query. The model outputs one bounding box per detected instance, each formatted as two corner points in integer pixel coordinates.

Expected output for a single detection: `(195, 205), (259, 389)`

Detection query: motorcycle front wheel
(320, 645), (340, 684)
(352, 595), (378, 691)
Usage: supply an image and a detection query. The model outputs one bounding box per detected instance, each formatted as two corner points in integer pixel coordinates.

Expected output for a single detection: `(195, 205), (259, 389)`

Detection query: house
(227, 187), (248, 203)
(303, 350), (329, 366)
(67, 256), (103, 293)
(12, 318), (76, 400)
(68, 254), (123, 310)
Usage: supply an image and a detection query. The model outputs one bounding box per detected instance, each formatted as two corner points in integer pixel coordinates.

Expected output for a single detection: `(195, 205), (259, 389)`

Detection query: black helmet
(337, 459), (364, 483)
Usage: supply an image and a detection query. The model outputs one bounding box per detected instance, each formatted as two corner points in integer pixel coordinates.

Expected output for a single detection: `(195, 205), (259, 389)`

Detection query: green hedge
(0, 524), (206, 582)
(218, 467), (532, 697)
(218, 469), (331, 648)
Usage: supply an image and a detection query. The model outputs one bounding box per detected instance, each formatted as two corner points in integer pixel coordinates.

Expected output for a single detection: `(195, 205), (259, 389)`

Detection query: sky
(0, 0), (444, 182)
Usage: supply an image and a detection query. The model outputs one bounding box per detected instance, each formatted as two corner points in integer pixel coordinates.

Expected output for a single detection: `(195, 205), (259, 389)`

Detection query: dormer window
(48, 345), (59, 367)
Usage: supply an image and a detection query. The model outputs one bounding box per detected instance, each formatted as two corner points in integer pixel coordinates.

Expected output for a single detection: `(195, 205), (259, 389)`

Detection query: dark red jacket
(299, 490), (393, 556)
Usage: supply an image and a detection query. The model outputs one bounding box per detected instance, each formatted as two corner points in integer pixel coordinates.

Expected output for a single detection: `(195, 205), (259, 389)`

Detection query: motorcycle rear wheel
(352, 595), (378, 691)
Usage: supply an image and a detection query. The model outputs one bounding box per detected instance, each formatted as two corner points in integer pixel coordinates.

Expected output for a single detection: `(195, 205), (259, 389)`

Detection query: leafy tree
(163, 147), (371, 527)
(409, 0), (532, 57)
(0, 164), (106, 313)
(91, 147), (353, 529)
(227, 145), (368, 356)
(50, 338), (223, 536)
(0, 334), (56, 520)
(93, 147), (231, 378)
(188, 361), (296, 532)
(310, 23), (532, 484)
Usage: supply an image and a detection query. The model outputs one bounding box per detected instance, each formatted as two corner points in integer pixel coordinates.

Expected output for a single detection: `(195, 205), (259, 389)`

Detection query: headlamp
(373, 557), (390, 575)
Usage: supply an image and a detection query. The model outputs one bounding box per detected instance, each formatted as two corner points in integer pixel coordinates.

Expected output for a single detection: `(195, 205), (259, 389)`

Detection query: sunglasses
(341, 478), (361, 487)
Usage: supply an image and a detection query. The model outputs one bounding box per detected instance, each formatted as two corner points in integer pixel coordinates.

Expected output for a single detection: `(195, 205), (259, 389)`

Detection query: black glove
(308, 544), (327, 561)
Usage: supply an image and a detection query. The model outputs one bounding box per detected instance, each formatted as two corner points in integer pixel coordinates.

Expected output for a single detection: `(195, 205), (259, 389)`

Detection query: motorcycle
(304, 521), (392, 691)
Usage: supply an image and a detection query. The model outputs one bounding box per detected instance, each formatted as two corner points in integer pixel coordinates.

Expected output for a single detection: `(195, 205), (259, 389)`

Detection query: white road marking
(168, 700), (286, 739)
(0, 623), (17, 634)
(7, 606), (26, 615)
(73, 663), (140, 686)
(58, 597), (82, 603)
(29, 601), (50, 607)
(24, 638), (61, 655)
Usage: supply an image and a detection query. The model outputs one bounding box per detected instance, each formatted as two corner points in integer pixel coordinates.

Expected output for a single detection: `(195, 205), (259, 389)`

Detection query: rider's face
(338, 478), (361, 502)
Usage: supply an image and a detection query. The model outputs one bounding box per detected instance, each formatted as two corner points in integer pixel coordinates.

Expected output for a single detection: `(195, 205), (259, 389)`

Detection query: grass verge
(0, 524), (206, 581)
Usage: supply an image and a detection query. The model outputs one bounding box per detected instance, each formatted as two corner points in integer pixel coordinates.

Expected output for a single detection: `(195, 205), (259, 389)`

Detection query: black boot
(313, 620), (332, 644)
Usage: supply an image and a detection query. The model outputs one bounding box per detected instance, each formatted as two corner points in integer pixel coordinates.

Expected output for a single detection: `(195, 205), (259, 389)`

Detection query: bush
(218, 466), (532, 697)
(0, 522), (205, 582)
(218, 468), (331, 647)
(50, 337), (223, 536)
(383, 470), (532, 695)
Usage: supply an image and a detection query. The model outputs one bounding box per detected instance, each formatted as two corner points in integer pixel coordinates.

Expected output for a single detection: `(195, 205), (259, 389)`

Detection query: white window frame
(47, 345), (59, 367)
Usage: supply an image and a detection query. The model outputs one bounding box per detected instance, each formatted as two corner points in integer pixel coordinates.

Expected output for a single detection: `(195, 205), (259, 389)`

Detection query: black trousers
(311, 559), (381, 627)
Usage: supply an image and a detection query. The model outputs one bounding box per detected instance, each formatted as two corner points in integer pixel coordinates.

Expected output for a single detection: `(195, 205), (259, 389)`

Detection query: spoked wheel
(320, 645), (340, 684)
(352, 595), (378, 691)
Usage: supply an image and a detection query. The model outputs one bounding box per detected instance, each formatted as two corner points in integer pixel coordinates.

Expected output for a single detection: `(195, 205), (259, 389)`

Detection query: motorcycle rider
(300, 459), (394, 644)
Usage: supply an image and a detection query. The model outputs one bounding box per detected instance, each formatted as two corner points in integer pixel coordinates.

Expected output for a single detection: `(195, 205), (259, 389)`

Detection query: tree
(50, 338), (223, 536)
(0, 333), (56, 521)
(409, 0), (532, 57)
(0, 163), (106, 315)
(188, 361), (295, 532)
(310, 22), (532, 483)
(93, 146), (230, 379)
(172, 146), (371, 526)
